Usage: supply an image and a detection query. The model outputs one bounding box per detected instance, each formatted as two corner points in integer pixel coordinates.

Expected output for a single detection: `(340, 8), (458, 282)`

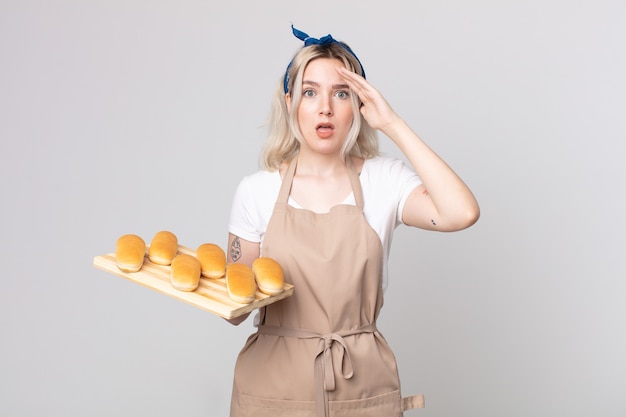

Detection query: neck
(296, 152), (349, 178)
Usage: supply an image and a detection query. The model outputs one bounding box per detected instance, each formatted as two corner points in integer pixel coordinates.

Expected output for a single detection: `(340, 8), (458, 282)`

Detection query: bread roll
(170, 254), (201, 291)
(252, 257), (284, 295)
(226, 263), (256, 304)
(196, 243), (226, 278)
(115, 234), (146, 272)
(148, 230), (178, 265)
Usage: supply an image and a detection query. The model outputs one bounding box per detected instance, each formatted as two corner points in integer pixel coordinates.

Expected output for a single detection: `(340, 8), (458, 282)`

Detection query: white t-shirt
(228, 155), (422, 289)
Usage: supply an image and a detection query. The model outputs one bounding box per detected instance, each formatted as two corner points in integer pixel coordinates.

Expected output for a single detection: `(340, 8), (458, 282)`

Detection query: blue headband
(283, 25), (366, 94)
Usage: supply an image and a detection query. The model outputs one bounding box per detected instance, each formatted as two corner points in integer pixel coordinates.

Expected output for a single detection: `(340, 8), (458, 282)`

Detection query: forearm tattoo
(230, 236), (242, 262)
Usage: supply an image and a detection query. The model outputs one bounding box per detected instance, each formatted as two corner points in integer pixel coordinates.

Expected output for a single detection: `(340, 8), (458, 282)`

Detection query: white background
(1, 1), (625, 416)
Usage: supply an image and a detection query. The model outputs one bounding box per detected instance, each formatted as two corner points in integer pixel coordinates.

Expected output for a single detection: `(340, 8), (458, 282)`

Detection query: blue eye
(336, 90), (350, 99)
(303, 89), (316, 97)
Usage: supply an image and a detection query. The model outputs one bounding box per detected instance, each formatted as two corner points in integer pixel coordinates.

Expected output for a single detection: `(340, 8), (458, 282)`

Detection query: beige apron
(230, 157), (424, 417)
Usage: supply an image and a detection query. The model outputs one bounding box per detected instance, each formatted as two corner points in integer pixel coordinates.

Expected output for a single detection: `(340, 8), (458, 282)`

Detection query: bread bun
(196, 243), (226, 278)
(226, 263), (256, 304)
(115, 234), (146, 272)
(170, 254), (201, 291)
(148, 230), (178, 265)
(252, 257), (284, 295)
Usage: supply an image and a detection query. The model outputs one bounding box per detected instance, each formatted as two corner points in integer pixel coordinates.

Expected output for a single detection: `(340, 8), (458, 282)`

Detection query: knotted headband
(283, 25), (366, 94)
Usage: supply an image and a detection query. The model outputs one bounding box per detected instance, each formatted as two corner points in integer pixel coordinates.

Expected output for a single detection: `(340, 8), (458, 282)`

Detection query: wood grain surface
(93, 245), (293, 319)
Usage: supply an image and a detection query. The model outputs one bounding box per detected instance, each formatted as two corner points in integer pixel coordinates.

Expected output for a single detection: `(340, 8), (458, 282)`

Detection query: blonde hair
(261, 42), (379, 171)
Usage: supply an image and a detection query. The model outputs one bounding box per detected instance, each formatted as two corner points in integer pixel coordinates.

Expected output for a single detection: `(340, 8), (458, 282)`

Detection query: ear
(285, 93), (292, 114)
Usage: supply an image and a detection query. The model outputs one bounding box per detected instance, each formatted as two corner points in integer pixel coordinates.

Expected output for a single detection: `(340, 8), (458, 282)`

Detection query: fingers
(336, 67), (372, 99)
(336, 66), (366, 85)
(335, 66), (397, 130)
(336, 67), (390, 110)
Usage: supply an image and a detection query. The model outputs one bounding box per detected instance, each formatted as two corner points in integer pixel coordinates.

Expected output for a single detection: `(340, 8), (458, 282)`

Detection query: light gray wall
(1, 1), (624, 416)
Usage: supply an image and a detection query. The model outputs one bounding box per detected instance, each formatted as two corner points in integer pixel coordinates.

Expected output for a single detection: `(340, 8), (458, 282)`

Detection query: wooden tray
(93, 245), (294, 319)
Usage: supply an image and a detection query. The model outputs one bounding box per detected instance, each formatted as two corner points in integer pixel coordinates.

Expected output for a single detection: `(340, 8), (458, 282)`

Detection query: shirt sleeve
(394, 161), (422, 225)
(228, 175), (263, 243)
(228, 170), (281, 243)
(360, 156), (422, 229)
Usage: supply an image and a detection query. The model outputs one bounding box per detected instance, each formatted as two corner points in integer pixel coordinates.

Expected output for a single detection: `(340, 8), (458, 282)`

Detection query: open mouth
(316, 123), (335, 132)
(315, 123), (335, 138)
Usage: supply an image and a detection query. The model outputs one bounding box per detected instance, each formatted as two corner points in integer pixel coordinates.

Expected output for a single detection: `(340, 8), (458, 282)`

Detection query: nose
(319, 94), (333, 116)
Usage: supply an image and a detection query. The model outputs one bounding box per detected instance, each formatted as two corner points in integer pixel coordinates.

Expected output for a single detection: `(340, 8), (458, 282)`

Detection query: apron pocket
(232, 389), (405, 417)
(329, 389), (403, 417)
(233, 391), (315, 417)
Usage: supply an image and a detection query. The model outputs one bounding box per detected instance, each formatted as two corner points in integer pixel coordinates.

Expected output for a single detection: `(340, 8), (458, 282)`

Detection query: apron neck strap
(346, 156), (364, 209)
(276, 157), (298, 204)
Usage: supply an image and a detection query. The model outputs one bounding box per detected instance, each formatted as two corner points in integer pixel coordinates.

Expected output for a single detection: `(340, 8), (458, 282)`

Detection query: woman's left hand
(336, 67), (399, 133)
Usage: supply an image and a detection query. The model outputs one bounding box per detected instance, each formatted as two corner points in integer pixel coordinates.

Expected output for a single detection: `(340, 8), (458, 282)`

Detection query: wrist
(381, 115), (410, 141)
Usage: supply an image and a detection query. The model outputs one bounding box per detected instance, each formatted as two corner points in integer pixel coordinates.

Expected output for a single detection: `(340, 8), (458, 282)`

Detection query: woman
(226, 26), (480, 417)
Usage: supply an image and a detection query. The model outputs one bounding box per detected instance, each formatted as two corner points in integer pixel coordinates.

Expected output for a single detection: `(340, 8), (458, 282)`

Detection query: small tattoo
(431, 219), (437, 226)
(230, 237), (241, 261)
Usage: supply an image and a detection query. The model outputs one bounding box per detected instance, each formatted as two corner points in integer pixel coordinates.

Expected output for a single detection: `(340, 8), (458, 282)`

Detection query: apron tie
(258, 323), (378, 417)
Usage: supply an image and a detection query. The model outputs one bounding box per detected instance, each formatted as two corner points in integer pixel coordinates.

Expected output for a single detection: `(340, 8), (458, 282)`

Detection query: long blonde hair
(261, 42), (379, 171)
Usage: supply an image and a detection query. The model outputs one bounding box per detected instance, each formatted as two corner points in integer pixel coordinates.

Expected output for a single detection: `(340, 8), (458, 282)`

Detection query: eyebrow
(302, 80), (350, 89)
